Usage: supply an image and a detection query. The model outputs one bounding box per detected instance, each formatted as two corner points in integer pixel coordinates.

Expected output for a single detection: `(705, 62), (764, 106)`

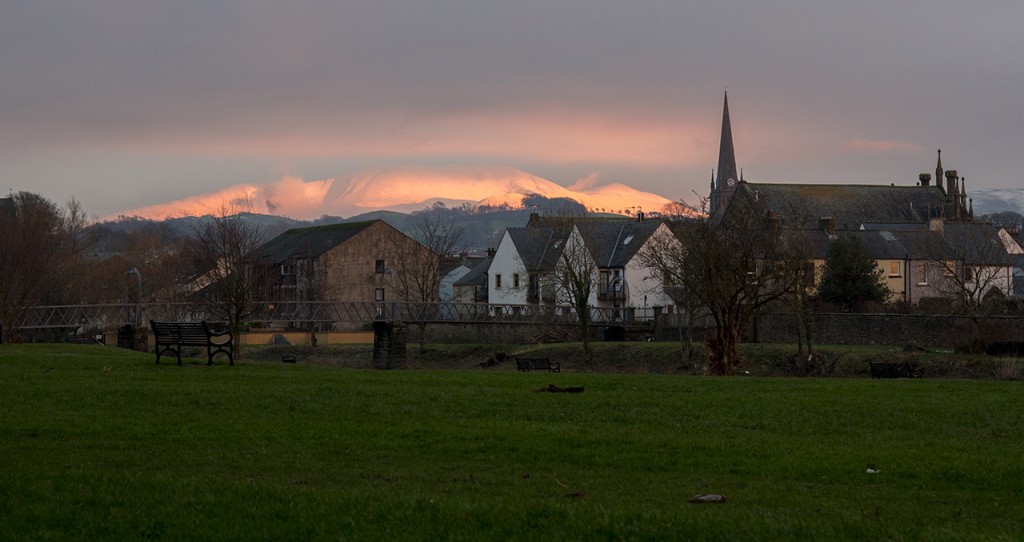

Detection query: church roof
(716, 92), (739, 187)
(727, 182), (950, 229)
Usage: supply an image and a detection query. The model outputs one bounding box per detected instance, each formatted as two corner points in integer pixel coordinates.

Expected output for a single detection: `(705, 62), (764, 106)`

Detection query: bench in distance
(870, 362), (922, 379)
(515, 357), (560, 373)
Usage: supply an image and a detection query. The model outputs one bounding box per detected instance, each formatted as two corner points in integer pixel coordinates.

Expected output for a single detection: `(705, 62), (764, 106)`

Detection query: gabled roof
(247, 220), (380, 265)
(454, 256), (493, 288)
(801, 229), (948, 260)
(506, 227), (567, 271)
(942, 223), (1018, 266)
(728, 182), (950, 229)
(806, 223), (1015, 265)
(577, 220), (664, 268)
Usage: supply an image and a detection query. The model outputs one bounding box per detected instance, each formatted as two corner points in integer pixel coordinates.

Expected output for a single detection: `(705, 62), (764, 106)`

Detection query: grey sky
(2, 1), (1021, 217)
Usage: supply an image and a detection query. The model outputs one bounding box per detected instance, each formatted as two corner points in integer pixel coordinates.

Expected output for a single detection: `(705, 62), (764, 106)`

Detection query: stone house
(246, 220), (437, 305)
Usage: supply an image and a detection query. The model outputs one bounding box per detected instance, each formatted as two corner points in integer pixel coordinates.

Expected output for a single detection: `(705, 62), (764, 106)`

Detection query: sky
(3, 1), (1022, 220)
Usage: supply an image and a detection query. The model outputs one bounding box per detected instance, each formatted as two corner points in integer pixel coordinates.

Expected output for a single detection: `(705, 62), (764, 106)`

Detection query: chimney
(766, 210), (780, 233)
(486, 247), (496, 257)
(919, 173), (931, 187)
(818, 217), (836, 236)
(636, 211), (645, 222)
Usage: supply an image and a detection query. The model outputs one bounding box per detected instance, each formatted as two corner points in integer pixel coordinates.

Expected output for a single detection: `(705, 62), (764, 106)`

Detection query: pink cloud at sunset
(6, 2), (1023, 220)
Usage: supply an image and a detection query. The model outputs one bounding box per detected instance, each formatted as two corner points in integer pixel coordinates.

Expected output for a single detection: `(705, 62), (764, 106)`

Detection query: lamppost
(127, 268), (142, 328)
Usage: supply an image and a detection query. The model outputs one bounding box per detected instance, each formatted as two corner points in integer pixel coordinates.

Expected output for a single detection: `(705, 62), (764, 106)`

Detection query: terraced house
(488, 214), (677, 320)
(707, 93), (1019, 305)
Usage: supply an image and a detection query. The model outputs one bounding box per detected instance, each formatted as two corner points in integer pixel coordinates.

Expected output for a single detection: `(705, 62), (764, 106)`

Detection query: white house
(571, 219), (678, 318)
(488, 217), (678, 319)
(488, 227), (566, 306)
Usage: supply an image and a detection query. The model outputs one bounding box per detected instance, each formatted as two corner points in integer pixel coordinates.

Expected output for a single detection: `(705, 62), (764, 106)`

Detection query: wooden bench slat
(150, 321), (234, 366)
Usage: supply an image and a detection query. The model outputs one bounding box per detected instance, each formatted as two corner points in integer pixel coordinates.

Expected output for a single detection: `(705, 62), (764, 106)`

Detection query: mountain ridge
(107, 166), (676, 222)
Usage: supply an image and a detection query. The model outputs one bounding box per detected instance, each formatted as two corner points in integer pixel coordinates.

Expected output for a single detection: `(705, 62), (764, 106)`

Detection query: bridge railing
(18, 301), (645, 331)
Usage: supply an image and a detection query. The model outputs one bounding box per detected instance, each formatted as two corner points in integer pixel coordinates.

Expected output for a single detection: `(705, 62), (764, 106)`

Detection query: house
(452, 254), (493, 303)
(246, 220), (437, 305)
(488, 216), (677, 319)
(572, 218), (677, 318)
(489, 226), (567, 306)
(439, 259), (476, 303)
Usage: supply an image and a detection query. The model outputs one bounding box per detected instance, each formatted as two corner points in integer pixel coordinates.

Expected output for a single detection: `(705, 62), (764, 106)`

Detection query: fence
(17, 301), (646, 333)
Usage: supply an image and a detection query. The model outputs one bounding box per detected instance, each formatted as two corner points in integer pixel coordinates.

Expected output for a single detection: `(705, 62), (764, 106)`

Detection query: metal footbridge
(18, 301), (646, 331)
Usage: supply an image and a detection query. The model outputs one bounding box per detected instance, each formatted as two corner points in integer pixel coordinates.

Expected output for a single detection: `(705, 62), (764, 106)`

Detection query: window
(375, 259), (386, 274)
(944, 260), (956, 277)
(495, 274), (502, 289)
(888, 261), (901, 277)
(513, 273), (520, 289)
(375, 288), (385, 302)
(916, 263), (928, 285)
(802, 262), (816, 286)
(281, 263), (295, 276)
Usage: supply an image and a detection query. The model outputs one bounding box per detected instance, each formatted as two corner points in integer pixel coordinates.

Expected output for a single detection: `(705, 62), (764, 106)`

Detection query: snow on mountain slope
(107, 166), (675, 220)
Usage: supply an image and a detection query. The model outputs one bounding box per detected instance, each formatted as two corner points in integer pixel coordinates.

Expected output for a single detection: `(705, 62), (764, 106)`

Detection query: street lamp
(127, 268), (142, 328)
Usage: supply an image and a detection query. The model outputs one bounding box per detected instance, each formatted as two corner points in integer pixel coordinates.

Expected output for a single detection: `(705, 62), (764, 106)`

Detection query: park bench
(515, 357), (560, 373)
(150, 320), (234, 366)
(869, 362), (922, 379)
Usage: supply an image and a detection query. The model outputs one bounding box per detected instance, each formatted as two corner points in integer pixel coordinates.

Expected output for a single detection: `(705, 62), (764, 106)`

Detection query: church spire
(935, 149), (943, 192)
(716, 92), (739, 188)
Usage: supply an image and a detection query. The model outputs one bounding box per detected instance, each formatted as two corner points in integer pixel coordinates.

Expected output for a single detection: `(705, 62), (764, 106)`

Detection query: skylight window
(622, 235), (634, 245)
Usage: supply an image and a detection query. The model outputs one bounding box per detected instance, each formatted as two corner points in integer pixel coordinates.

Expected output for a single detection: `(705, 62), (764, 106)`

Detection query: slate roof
(453, 256), (493, 288)
(727, 182), (951, 229)
(506, 227), (568, 271)
(806, 223), (1014, 266)
(942, 223), (1018, 266)
(577, 220), (664, 268)
(247, 220), (380, 265)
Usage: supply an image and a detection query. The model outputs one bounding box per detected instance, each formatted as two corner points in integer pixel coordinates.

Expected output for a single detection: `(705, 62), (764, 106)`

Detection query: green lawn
(1, 344), (1022, 541)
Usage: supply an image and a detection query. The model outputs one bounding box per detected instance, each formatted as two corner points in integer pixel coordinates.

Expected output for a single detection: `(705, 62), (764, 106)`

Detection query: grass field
(2, 344), (1023, 541)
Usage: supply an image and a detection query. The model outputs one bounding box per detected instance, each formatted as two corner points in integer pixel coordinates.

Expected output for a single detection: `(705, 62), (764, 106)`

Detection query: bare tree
(389, 207), (463, 353)
(0, 193), (90, 342)
(555, 222), (599, 362)
(924, 222), (1018, 352)
(639, 199), (809, 375)
(184, 209), (268, 359)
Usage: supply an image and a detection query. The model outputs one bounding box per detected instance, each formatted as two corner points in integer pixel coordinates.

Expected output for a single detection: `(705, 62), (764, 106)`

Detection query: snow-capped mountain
(971, 188), (1024, 216)
(108, 166), (675, 221)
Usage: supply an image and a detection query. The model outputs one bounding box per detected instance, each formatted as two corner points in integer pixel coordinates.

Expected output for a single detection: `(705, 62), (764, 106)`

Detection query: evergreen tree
(819, 236), (890, 309)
